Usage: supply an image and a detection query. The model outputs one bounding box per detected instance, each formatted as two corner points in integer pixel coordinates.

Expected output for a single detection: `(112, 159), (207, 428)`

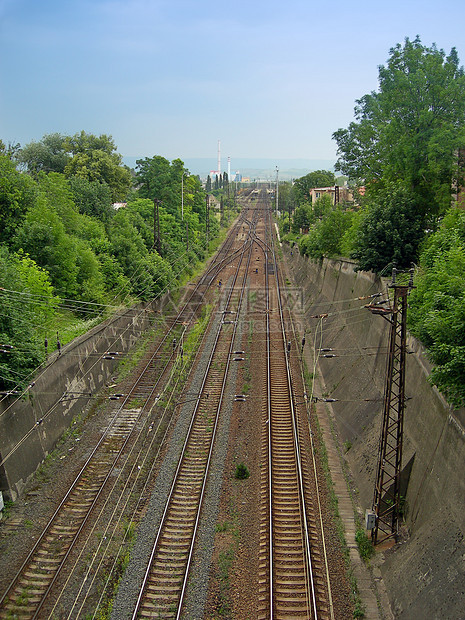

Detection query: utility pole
(205, 194), (210, 251)
(181, 173), (185, 221)
(368, 267), (414, 545)
(275, 166), (279, 217)
(153, 199), (161, 254)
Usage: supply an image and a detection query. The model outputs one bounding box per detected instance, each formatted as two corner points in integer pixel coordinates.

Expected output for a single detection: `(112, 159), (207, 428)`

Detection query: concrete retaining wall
(0, 297), (170, 501)
(284, 245), (465, 619)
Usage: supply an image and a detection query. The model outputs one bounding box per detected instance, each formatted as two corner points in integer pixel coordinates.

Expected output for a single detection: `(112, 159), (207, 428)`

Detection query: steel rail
(256, 193), (318, 618)
(0, 206), (253, 618)
(132, 207), (260, 618)
(269, 212), (318, 618)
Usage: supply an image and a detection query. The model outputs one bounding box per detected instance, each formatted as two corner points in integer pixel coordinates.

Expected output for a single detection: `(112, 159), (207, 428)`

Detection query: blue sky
(1, 0), (465, 166)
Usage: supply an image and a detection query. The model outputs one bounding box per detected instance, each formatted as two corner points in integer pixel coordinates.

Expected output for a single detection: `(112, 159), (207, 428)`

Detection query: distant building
(310, 185), (354, 205)
(112, 202), (127, 210)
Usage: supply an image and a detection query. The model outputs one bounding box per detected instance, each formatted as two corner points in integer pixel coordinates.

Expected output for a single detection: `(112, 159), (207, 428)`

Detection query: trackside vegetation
(0, 132), (235, 394)
(278, 38), (465, 408)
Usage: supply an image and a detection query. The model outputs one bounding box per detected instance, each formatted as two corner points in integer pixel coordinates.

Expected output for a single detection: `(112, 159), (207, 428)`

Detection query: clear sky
(1, 0), (465, 165)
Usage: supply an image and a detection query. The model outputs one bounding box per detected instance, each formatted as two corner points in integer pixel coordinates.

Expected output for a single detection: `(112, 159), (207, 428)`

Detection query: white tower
(227, 156), (231, 179)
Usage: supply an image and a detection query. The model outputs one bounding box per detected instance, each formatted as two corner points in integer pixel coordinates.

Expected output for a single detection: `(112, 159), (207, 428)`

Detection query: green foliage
(234, 463), (250, 480)
(277, 180), (295, 215)
(291, 203), (312, 233)
(63, 131), (131, 202)
(312, 193), (333, 220)
(292, 170), (336, 204)
(298, 205), (354, 259)
(278, 213), (290, 236)
(408, 208), (465, 407)
(0, 133), (223, 388)
(68, 176), (113, 222)
(135, 155), (185, 217)
(0, 155), (37, 245)
(13, 195), (80, 298)
(333, 37), (465, 221)
(351, 183), (425, 272)
(340, 209), (364, 257)
(0, 247), (58, 391)
(355, 529), (375, 562)
(16, 133), (69, 175)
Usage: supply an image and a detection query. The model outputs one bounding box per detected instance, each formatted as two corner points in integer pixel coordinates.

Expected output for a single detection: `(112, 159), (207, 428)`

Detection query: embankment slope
(284, 245), (465, 619)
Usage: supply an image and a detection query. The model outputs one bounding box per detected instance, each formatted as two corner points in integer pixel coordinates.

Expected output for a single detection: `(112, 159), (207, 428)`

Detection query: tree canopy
(0, 134), (227, 392)
(333, 37), (465, 220)
(17, 131), (132, 203)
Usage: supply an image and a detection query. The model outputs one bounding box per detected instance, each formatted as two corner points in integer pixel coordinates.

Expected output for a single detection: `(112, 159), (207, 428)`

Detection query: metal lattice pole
(370, 269), (413, 545)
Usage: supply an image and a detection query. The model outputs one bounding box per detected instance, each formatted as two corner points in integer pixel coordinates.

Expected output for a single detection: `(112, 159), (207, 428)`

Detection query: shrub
(234, 463), (250, 480)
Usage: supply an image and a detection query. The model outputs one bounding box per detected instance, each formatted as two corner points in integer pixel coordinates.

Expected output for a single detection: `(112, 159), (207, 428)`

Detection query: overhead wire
(0, 216), (241, 466)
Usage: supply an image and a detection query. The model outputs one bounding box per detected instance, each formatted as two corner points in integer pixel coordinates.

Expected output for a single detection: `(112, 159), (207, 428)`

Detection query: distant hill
(123, 157), (336, 181)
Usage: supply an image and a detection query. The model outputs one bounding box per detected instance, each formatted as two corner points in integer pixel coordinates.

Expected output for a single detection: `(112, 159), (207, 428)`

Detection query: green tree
(64, 131), (131, 202)
(0, 154), (37, 245)
(409, 208), (465, 406)
(68, 176), (113, 223)
(333, 37), (465, 220)
(17, 133), (69, 175)
(292, 170), (336, 205)
(298, 206), (353, 259)
(0, 247), (58, 391)
(13, 196), (80, 297)
(291, 203), (312, 233)
(206, 175), (212, 192)
(135, 156), (187, 218)
(0, 139), (21, 159)
(277, 181), (294, 217)
(312, 193), (333, 220)
(352, 184), (425, 272)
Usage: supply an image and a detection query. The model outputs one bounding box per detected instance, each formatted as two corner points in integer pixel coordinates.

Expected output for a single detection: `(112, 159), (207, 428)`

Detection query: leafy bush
(355, 529), (375, 562)
(408, 208), (465, 407)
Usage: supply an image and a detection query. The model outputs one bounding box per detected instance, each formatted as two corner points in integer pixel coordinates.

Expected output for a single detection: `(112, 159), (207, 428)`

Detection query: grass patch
(234, 463), (250, 480)
(216, 521), (231, 533)
(343, 440), (352, 453)
(355, 529), (375, 562)
(1, 499), (14, 519)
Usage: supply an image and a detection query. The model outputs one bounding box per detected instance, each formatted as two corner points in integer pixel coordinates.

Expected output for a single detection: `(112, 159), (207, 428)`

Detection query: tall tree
(64, 131), (132, 202)
(0, 154), (37, 245)
(333, 37), (465, 220)
(17, 133), (69, 175)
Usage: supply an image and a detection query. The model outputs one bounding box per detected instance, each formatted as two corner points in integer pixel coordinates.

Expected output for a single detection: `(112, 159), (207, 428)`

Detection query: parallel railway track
(1, 191), (337, 619)
(132, 205), (260, 619)
(0, 202), (255, 619)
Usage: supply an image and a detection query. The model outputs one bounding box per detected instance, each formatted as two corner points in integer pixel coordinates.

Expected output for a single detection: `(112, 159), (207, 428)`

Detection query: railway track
(132, 206), (260, 618)
(0, 201), (256, 619)
(1, 191), (338, 619)
(252, 199), (333, 619)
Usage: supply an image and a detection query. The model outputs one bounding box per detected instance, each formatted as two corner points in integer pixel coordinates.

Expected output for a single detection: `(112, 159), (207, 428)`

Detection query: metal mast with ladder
(368, 268), (414, 545)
